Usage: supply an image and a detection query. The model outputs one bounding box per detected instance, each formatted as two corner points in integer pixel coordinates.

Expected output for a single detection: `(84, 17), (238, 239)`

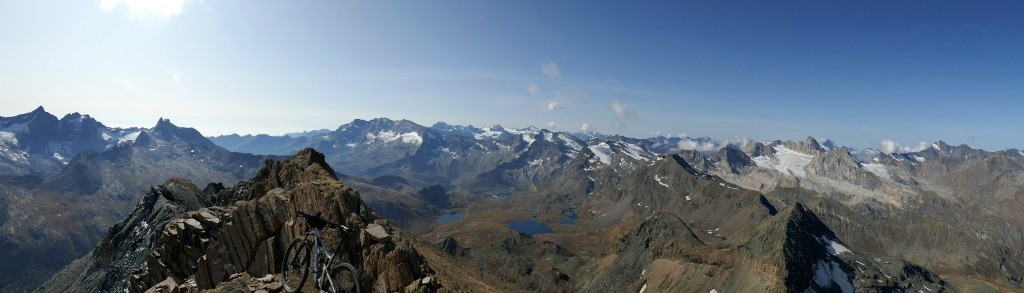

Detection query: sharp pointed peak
(804, 136), (823, 148)
(155, 117), (176, 128)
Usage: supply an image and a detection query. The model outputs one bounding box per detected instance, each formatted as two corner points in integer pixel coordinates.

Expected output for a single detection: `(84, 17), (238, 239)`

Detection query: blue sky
(1, 1), (1022, 151)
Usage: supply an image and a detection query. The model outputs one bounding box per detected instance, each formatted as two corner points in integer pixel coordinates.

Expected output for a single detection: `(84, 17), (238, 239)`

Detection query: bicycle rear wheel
(327, 262), (361, 293)
(281, 238), (311, 292)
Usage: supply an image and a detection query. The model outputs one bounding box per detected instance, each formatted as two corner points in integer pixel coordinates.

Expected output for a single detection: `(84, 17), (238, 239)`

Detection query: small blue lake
(507, 220), (554, 235)
(436, 213), (464, 224)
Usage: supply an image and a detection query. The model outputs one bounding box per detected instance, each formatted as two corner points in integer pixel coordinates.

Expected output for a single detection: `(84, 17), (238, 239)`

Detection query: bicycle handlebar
(296, 211), (352, 232)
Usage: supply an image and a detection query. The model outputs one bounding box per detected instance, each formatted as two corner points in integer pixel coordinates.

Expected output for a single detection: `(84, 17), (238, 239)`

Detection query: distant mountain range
(2, 106), (1023, 292)
(0, 108), (269, 291)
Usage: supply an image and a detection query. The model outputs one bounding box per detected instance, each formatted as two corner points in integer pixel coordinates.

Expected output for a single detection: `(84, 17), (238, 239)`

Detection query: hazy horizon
(1, 105), (1016, 154)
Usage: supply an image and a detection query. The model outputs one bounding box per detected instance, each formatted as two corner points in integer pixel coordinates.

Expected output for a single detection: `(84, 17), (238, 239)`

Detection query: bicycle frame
(308, 226), (339, 289)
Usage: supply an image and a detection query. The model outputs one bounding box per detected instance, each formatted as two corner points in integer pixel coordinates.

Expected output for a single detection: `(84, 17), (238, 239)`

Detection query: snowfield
(861, 163), (892, 181)
(818, 236), (852, 255)
(588, 143), (613, 165)
(0, 131), (18, 145)
(119, 131), (142, 144)
(473, 127), (505, 140)
(522, 134), (536, 146)
(366, 131), (423, 145)
(752, 145), (813, 178)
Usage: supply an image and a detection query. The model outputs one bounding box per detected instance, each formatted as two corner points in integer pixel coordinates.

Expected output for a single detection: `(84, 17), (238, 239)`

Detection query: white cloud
(909, 141), (929, 152)
(580, 123), (591, 132)
(170, 71), (188, 93)
(880, 140), (900, 154)
(739, 136), (750, 147)
(677, 139), (719, 152)
(611, 101), (635, 119)
(545, 101), (561, 111)
(541, 62), (560, 78)
(880, 139), (930, 154)
(100, 0), (186, 20)
(547, 121), (557, 129)
(528, 83), (539, 96)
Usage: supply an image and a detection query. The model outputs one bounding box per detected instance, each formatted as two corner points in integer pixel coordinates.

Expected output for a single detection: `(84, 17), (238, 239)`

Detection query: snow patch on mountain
(861, 163), (892, 181)
(589, 143), (613, 165)
(399, 132), (423, 144)
(119, 131), (142, 144)
(52, 152), (67, 163)
(528, 158), (544, 167)
(559, 133), (583, 151)
(0, 131), (28, 162)
(522, 134), (536, 146)
(506, 127), (539, 136)
(0, 131), (18, 145)
(619, 142), (651, 161)
(752, 145), (813, 178)
(473, 127), (505, 140)
(367, 131), (423, 145)
(818, 236), (852, 255)
(653, 175), (669, 188)
(437, 147), (459, 159)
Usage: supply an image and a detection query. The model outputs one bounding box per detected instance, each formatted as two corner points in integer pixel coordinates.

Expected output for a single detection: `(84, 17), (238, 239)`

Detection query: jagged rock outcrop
(125, 148), (425, 291)
(41, 148), (517, 293)
(439, 236), (466, 257)
(39, 177), (210, 292)
(743, 141), (775, 158)
(781, 136), (826, 155)
(738, 203), (947, 292)
(580, 213), (713, 291)
(739, 203), (855, 292)
(718, 145), (754, 174)
(807, 148), (883, 190)
(674, 150), (715, 174)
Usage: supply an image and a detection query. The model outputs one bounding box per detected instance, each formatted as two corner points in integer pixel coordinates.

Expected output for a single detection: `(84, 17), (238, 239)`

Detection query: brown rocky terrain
(423, 152), (949, 292)
(697, 138), (1024, 290)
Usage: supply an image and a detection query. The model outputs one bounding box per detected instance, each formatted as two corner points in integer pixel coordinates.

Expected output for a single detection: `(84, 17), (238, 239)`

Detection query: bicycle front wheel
(281, 238), (311, 292)
(327, 262), (361, 293)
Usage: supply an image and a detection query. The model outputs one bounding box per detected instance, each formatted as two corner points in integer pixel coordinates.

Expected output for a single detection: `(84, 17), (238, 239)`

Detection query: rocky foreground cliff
(41, 148), (516, 292)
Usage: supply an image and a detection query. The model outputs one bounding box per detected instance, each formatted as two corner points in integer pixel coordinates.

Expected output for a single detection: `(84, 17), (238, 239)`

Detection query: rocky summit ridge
(43, 148), (517, 292)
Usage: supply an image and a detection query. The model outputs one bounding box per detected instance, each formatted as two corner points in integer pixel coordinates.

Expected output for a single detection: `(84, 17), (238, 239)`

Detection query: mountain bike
(282, 211), (361, 293)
